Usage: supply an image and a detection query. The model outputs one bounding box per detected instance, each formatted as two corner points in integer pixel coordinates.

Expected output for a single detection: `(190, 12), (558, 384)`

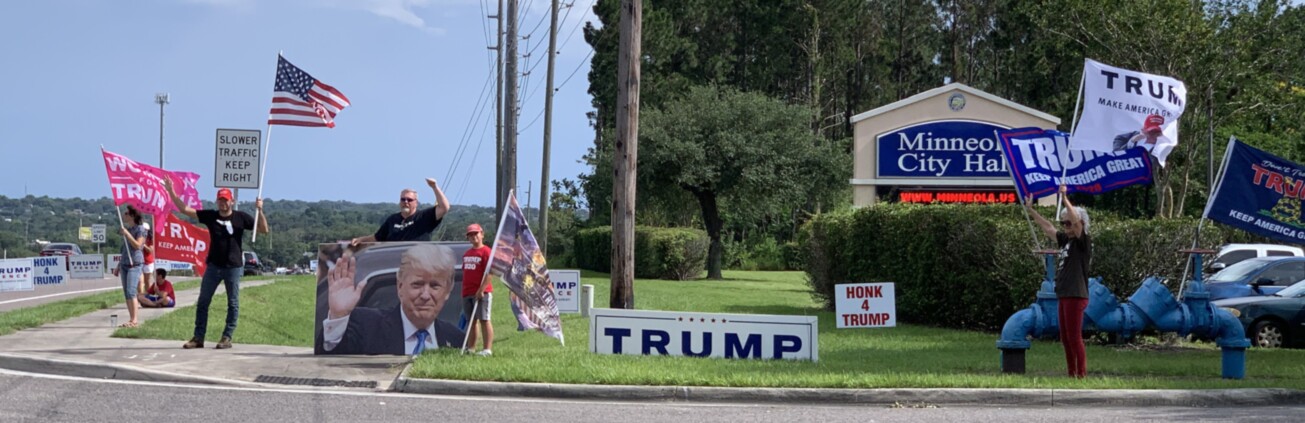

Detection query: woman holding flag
(1023, 185), (1092, 378)
(112, 206), (149, 328)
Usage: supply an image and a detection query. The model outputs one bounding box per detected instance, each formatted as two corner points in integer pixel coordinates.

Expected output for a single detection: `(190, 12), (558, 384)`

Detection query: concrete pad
(0, 279), (410, 391)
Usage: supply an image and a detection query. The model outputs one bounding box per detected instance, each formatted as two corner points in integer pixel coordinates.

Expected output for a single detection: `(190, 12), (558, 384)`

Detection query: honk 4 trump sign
(835, 283), (897, 328)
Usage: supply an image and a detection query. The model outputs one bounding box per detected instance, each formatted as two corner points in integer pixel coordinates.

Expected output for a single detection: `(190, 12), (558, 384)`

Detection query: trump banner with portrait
(488, 195), (564, 345)
(1070, 59), (1187, 167)
(314, 242), (467, 355)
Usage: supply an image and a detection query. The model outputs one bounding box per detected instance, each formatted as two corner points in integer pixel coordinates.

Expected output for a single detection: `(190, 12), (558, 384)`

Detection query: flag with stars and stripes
(269, 55), (351, 128)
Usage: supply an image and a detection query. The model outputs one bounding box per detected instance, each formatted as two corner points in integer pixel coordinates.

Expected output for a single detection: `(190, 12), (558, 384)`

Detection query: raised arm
(427, 178), (450, 220)
(162, 178), (198, 219)
(254, 198), (270, 234)
(1024, 194), (1057, 240)
(1059, 185), (1082, 238)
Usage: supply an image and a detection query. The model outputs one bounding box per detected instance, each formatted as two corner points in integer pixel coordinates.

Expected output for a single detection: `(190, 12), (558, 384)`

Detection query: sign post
(92, 223), (106, 254)
(214, 129), (262, 189)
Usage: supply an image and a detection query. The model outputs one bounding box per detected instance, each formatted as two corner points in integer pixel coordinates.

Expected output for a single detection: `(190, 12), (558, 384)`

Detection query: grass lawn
(410, 270), (1305, 390)
(114, 275), (314, 346)
(114, 271), (1305, 389)
(0, 279), (200, 337)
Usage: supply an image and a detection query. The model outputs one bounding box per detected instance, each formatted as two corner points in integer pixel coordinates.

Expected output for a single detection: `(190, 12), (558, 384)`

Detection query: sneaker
(461, 348), (473, 355)
(477, 349), (492, 357)
(183, 338), (204, 349)
(215, 336), (233, 349)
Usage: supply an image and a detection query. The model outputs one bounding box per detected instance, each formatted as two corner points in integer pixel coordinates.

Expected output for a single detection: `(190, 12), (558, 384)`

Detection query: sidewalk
(0, 279), (410, 391)
(1, 281), (1303, 406)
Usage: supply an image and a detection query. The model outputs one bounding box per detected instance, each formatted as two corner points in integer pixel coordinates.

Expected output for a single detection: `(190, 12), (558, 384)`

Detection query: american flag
(269, 55), (351, 128)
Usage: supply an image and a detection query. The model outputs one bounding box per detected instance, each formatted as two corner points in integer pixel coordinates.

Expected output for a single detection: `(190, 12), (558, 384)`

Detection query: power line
(555, 0), (594, 54)
(519, 105), (546, 133)
(440, 71), (497, 190)
(556, 48), (593, 90)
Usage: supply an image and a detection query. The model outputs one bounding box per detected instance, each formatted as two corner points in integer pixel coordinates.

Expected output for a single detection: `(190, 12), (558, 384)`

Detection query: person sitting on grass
(139, 268), (176, 308)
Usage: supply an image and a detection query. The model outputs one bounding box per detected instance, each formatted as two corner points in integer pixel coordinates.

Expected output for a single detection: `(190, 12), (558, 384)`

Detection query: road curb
(0, 353), (264, 388)
(393, 374), (1305, 407)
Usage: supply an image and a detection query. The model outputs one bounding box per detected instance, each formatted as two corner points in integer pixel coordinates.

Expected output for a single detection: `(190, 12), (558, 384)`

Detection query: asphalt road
(1, 370), (1302, 423)
(0, 275), (121, 313)
(0, 275), (198, 313)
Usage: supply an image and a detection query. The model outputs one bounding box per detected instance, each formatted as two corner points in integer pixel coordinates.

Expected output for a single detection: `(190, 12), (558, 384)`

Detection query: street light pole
(155, 93), (170, 168)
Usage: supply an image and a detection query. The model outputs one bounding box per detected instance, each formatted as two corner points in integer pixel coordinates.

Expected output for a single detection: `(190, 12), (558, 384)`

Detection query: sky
(0, 0), (600, 208)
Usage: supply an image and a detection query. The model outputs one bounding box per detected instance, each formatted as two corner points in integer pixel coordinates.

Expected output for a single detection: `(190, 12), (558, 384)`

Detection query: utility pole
(611, 0), (641, 309)
(539, 0), (558, 255)
(156, 93), (169, 168)
(504, 0), (519, 208)
(494, 0), (505, 219)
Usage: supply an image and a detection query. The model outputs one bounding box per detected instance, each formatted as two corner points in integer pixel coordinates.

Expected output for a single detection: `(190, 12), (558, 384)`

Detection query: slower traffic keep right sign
(835, 283), (896, 328)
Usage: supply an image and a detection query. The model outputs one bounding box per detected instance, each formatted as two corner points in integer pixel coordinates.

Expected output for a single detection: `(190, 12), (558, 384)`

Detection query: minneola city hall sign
(850, 83), (1061, 206)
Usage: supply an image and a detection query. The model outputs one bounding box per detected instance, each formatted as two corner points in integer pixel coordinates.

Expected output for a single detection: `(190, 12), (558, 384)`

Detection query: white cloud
(330, 0), (466, 34)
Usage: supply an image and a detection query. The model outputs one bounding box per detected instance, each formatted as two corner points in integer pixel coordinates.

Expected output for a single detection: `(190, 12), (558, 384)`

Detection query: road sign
(91, 224), (106, 244)
(215, 128), (262, 189)
(79, 227), (92, 241)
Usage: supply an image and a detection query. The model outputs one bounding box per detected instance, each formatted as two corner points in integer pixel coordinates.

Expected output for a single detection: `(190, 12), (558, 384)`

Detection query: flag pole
(997, 130), (1045, 253)
(1177, 136), (1237, 298)
(463, 189), (516, 352)
(101, 145), (134, 267)
(252, 123), (271, 243)
(1058, 68), (1088, 218)
(252, 51), (281, 243)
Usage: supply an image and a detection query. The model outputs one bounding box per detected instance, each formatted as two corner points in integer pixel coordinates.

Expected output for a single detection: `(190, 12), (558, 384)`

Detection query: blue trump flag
(1204, 138), (1305, 244)
(998, 127), (1153, 199)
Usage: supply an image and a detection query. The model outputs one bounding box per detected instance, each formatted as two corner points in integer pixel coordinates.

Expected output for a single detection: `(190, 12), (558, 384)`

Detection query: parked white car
(1209, 244), (1305, 272)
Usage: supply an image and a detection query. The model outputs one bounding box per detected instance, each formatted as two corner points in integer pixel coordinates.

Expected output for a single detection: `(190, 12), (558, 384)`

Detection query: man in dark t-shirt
(351, 178), (451, 245)
(164, 181), (270, 350)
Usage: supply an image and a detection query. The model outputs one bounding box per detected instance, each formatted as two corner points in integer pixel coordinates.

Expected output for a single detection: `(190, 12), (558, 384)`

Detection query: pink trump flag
(101, 148), (202, 235)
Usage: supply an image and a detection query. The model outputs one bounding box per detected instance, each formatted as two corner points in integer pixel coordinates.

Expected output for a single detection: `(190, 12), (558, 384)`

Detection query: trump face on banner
(317, 243), (465, 355)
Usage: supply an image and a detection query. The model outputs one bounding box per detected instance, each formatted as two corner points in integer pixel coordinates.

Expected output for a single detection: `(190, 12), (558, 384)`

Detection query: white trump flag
(1070, 59), (1187, 167)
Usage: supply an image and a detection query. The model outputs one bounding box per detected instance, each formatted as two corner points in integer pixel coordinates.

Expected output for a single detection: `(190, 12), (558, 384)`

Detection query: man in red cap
(163, 181), (269, 350)
(1112, 114), (1165, 151)
(460, 223), (494, 356)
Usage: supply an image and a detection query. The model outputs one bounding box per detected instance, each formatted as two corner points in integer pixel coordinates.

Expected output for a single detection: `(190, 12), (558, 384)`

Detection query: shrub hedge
(574, 226), (709, 280)
(800, 204), (1261, 331)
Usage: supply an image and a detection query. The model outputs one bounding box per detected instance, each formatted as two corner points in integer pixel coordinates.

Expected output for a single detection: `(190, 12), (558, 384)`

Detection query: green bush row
(574, 226), (709, 280)
(800, 204), (1260, 331)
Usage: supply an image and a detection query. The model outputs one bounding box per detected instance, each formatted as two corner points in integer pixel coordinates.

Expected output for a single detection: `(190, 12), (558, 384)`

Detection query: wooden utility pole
(494, 0), (505, 219)
(539, 0), (558, 255)
(611, 0), (641, 309)
(504, 0), (519, 213)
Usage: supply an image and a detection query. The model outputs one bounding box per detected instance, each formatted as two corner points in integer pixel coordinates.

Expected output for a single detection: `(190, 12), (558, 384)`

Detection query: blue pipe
(997, 275), (1250, 379)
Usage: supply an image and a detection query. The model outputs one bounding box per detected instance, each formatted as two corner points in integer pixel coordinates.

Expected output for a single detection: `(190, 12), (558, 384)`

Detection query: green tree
(638, 85), (847, 279)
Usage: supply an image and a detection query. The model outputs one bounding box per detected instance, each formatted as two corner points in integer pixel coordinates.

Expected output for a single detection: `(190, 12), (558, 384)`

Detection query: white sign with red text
(835, 283), (896, 328)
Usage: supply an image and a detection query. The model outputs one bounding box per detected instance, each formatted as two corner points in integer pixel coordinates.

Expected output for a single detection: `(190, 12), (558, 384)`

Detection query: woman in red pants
(1024, 184), (1092, 378)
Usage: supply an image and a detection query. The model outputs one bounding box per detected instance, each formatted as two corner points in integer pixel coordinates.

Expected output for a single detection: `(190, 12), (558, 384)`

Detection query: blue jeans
(119, 265), (142, 300)
(194, 265), (242, 340)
